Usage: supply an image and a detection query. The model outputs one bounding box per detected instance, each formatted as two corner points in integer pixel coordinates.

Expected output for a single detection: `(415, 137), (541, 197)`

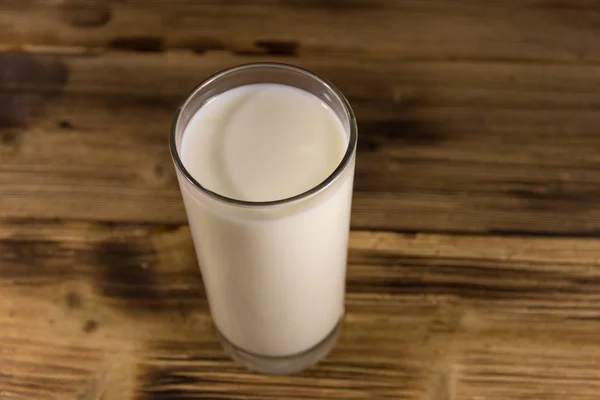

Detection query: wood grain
(2, 51), (600, 233)
(453, 345), (600, 400)
(2, 220), (600, 399)
(2, 1), (600, 398)
(1, 0), (600, 63)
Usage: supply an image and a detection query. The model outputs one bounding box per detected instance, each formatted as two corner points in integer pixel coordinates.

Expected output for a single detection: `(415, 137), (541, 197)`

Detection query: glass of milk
(170, 63), (357, 374)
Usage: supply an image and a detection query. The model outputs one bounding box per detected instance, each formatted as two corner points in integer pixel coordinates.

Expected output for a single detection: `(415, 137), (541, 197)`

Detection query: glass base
(217, 319), (342, 375)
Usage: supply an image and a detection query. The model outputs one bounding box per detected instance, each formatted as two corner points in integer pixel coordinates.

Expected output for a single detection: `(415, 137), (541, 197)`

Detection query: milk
(177, 83), (355, 357)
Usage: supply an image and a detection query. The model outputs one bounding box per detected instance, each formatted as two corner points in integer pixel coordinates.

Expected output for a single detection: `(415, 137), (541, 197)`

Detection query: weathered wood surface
(1, 0), (600, 62)
(2, 51), (600, 233)
(2, 0), (600, 399)
(3, 221), (600, 399)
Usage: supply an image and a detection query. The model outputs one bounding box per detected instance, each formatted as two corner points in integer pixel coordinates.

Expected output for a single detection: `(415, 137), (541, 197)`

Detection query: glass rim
(170, 62), (358, 207)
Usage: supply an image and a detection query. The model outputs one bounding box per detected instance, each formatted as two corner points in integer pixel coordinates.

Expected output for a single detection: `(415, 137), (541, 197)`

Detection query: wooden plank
(2, 51), (600, 233)
(1, 0), (600, 63)
(350, 230), (600, 325)
(2, 220), (600, 398)
(453, 345), (600, 400)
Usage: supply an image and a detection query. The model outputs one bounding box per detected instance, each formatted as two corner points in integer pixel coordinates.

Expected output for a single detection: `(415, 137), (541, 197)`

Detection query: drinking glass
(170, 63), (357, 374)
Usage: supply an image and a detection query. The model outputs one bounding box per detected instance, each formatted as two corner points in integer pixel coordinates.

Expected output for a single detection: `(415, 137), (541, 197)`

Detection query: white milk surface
(179, 83), (354, 356)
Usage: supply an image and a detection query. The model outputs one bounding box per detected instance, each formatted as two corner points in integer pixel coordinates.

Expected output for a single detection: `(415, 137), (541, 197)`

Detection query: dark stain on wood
(65, 291), (83, 309)
(137, 341), (238, 400)
(0, 238), (66, 269)
(1, 216), (65, 226)
(572, 276), (600, 287)
(348, 279), (562, 300)
(347, 255), (600, 301)
(1, 131), (18, 145)
(0, 52), (68, 128)
(58, 120), (73, 129)
(506, 183), (600, 212)
(109, 36), (165, 53)
(83, 319), (98, 333)
(186, 38), (226, 54)
(138, 369), (200, 400)
(255, 40), (299, 56)
(285, 0), (381, 11)
(92, 240), (163, 312)
(230, 40), (299, 57)
(186, 38), (298, 57)
(59, 0), (112, 28)
(484, 229), (600, 238)
(349, 249), (600, 293)
(138, 369), (243, 400)
(153, 164), (165, 178)
(357, 120), (444, 151)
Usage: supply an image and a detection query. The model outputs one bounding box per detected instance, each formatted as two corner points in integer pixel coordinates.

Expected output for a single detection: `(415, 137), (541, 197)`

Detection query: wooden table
(2, 1), (600, 399)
